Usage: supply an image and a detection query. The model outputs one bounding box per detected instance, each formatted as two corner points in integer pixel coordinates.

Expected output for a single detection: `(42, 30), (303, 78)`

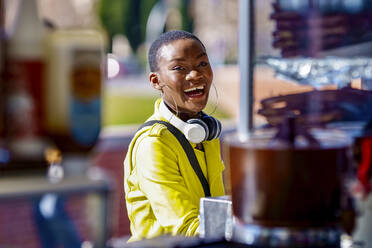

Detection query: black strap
(138, 120), (211, 197)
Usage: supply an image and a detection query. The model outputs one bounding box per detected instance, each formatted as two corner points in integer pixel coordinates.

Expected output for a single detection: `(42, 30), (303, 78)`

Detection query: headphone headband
(158, 100), (220, 143)
(159, 100), (188, 131)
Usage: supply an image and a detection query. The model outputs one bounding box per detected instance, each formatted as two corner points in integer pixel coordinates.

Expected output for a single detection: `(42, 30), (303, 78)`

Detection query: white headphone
(159, 100), (221, 143)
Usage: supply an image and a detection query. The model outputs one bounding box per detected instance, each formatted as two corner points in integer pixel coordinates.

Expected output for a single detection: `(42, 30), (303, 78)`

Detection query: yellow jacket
(124, 99), (225, 242)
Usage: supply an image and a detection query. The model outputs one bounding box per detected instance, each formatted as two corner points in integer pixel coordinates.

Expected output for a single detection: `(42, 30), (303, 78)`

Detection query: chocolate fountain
(223, 0), (372, 247)
(225, 121), (354, 247)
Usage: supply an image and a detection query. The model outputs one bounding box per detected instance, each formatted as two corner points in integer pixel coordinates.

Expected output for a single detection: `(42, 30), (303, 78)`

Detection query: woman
(124, 30), (225, 242)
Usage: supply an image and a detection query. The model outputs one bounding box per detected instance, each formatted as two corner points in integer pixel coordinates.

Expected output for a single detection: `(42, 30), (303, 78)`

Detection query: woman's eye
(199, 61), (208, 67)
(172, 66), (184, 71)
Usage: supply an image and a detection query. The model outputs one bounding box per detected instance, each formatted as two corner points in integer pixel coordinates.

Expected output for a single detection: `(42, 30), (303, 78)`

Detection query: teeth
(184, 86), (204, 93)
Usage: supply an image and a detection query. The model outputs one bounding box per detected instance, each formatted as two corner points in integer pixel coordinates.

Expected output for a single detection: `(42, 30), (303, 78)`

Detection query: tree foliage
(98, 0), (157, 53)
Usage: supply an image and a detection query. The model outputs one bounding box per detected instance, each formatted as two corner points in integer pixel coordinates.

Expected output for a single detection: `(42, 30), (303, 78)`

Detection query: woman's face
(150, 38), (213, 118)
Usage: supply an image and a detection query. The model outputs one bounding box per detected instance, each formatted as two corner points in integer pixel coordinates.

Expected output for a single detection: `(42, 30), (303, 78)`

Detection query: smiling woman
(148, 34), (213, 119)
(123, 30), (225, 242)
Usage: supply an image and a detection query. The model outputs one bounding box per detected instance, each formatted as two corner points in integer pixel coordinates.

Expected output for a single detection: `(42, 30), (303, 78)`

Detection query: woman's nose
(186, 70), (202, 81)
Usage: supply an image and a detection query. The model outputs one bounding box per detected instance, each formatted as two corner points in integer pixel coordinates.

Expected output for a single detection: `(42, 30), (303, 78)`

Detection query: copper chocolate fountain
(225, 120), (354, 247)
(223, 0), (372, 247)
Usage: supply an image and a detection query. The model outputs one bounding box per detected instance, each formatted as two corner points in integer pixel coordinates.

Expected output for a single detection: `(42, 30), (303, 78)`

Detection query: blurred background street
(0, 0), (316, 246)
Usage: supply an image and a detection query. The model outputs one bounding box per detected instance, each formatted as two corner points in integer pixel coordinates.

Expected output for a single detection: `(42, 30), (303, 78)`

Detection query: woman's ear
(149, 72), (162, 90)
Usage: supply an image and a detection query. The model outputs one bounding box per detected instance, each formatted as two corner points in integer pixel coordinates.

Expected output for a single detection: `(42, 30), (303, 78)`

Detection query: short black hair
(148, 30), (206, 72)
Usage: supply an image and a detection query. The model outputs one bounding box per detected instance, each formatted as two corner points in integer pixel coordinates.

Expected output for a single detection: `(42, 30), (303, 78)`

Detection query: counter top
(0, 172), (111, 199)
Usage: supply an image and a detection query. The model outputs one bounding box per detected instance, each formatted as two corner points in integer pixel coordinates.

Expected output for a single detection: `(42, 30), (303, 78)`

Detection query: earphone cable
(161, 85), (179, 122)
(207, 83), (219, 116)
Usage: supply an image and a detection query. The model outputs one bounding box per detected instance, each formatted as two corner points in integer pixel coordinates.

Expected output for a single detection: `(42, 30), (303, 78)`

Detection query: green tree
(180, 0), (193, 32)
(98, 0), (157, 53)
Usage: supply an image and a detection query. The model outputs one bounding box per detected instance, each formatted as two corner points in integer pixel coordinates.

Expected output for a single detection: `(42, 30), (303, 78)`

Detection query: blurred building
(38, 0), (100, 28)
(191, 0), (277, 65)
(192, 0), (238, 65)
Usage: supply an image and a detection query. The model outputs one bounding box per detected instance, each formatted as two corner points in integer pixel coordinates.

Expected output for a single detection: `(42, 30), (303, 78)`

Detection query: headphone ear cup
(186, 119), (209, 143)
(202, 116), (222, 140)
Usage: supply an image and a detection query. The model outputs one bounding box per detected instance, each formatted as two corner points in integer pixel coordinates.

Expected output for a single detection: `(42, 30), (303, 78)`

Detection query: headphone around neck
(159, 100), (221, 144)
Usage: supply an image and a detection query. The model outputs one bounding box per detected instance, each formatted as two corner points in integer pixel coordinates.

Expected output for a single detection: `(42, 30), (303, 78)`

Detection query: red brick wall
(92, 135), (131, 238)
(0, 135), (131, 246)
(0, 201), (40, 247)
(0, 196), (92, 247)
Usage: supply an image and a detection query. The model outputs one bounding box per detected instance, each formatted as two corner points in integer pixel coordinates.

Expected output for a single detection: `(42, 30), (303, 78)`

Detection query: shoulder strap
(138, 120), (211, 197)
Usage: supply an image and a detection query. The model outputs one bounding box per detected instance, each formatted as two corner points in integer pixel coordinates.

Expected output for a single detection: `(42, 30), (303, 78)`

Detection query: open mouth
(184, 86), (205, 97)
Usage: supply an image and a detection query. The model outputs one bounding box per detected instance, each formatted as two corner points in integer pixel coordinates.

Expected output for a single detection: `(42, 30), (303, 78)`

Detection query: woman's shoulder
(130, 122), (180, 163)
(146, 122), (169, 138)
(133, 121), (178, 146)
